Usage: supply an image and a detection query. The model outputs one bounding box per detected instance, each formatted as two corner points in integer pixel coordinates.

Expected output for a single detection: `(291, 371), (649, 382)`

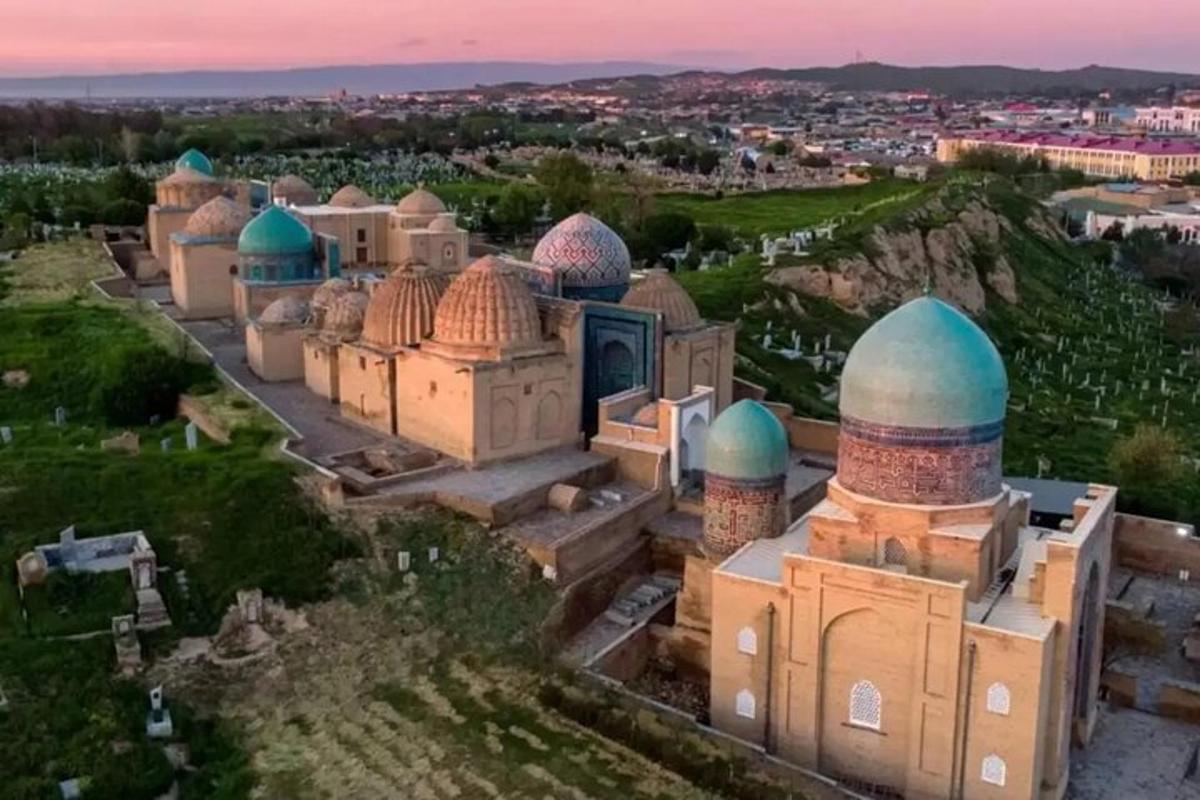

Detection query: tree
(92, 344), (195, 426)
(695, 150), (721, 176)
(640, 211), (697, 259)
(492, 183), (544, 238)
(1109, 424), (1183, 517)
(534, 152), (594, 219)
(696, 224), (735, 254)
(100, 199), (147, 226)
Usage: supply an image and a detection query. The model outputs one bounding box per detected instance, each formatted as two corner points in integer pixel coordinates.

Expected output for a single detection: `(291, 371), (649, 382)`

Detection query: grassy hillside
(679, 178), (1200, 522)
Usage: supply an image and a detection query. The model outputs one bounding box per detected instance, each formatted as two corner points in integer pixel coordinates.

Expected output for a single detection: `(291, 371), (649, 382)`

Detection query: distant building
(1133, 106), (1200, 134)
(937, 131), (1200, 180)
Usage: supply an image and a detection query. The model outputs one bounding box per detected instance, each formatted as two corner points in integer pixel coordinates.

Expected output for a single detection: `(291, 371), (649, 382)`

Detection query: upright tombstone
(428, 546), (440, 564)
(53, 406), (67, 426)
(0, 426), (11, 444)
(160, 437), (172, 453)
(236, 588), (264, 629)
(397, 551), (411, 572)
(145, 685), (173, 739)
(184, 422), (199, 451)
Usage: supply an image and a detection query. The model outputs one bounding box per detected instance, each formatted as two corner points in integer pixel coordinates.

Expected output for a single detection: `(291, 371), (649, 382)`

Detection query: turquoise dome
(238, 206), (314, 256)
(840, 295), (1008, 429)
(706, 400), (789, 480)
(175, 148), (213, 176)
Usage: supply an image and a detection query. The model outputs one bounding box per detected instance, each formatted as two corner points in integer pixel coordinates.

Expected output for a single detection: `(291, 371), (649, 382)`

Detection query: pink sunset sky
(2, 0), (1198, 77)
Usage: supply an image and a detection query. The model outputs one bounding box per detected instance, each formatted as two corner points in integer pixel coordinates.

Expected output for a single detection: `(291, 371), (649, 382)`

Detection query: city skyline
(3, 0), (1198, 78)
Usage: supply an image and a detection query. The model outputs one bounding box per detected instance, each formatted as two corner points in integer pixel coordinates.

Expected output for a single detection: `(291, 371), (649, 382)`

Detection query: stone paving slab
(1069, 705), (1200, 799)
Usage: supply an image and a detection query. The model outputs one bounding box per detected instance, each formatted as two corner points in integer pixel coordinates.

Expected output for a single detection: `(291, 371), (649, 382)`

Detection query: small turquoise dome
(840, 295), (1008, 429)
(706, 400), (789, 480)
(175, 148), (213, 176)
(238, 206), (314, 256)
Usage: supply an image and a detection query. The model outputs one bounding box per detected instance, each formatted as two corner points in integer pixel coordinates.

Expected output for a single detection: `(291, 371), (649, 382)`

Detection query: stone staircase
(603, 574), (682, 627)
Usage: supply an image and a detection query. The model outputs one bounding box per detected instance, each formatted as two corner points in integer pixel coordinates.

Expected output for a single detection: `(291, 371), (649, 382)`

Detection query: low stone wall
(1159, 679), (1200, 724)
(1113, 513), (1200, 577)
(1099, 667), (1138, 708)
(554, 489), (672, 585)
(590, 624), (653, 682)
(1103, 599), (1168, 655)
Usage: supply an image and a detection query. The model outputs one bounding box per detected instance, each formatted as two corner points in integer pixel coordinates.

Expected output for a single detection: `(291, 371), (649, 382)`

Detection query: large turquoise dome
(238, 206), (314, 256)
(175, 148), (213, 176)
(839, 295), (1007, 429)
(706, 400), (789, 480)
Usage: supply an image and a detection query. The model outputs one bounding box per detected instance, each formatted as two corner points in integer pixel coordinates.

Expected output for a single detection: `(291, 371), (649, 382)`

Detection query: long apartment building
(937, 130), (1200, 180)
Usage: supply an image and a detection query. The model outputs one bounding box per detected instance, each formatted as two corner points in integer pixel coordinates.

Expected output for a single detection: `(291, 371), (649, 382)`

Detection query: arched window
(849, 680), (882, 730)
(883, 537), (907, 567)
(736, 626), (757, 656)
(735, 689), (756, 719)
(981, 754), (1006, 787)
(986, 682), (1011, 715)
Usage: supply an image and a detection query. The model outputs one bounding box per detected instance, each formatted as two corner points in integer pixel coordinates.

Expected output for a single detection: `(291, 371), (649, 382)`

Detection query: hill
(0, 61), (685, 99)
(738, 62), (1200, 95)
(675, 178), (1200, 521)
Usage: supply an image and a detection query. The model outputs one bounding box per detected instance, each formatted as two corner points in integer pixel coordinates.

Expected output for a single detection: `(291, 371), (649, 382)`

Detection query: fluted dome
(273, 174), (318, 205)
(328, 185), (376, 208)
(532, 212), (631, 296)
(311, 278), (352, 312)
(706, 400), (789, 481)
(431, 256), (542, 351)
(323, 291), (370, 340)
(175, 148), (213, 176)
(840, 295), (1007, 429)
(259, 296), (310, 326)
(396, 187), (446, 215)
(183, 196), (252, 239)
(621, 269), (702, 332)
(238, 206), (314, 256)
(362, 265), (449, 348)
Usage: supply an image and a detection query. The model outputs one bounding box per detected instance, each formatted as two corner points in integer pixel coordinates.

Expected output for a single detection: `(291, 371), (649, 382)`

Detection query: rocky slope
(766, 186), (1065, 316)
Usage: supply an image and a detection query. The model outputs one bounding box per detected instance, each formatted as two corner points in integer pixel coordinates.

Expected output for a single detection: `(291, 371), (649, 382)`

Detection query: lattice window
(735, 689), (756, 719)
(986, 682), (1011, 715)
(981, 754), (1007, 787)
(883, 537), (908, 567)
(737, 626), (758, 656)
(849, 680), (882, 730)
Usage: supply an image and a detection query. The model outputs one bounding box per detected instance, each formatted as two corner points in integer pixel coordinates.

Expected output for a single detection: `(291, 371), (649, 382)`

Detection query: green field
(657, 178), (935, 238)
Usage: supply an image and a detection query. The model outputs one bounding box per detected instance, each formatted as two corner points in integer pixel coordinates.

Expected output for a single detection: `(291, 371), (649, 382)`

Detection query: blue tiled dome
(175, 148), (214, 176)
(238, 206), (314, 256)
(840, 295), (1008, 429)
(706, 400), (789, 480)
(532, 213), (631, 296)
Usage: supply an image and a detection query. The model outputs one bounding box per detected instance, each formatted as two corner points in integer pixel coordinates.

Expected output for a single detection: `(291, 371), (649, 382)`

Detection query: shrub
(91, 344), (194, 426)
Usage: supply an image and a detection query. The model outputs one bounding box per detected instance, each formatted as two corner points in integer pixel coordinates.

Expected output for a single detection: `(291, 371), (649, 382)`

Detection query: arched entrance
(599, 340), (635, 399)
(681, 413), (708, 485)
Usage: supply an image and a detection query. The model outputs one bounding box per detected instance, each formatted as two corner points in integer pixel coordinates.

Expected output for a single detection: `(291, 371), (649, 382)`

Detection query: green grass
(22, 571), (134, 637)
(0, 246), (353, 798)
(657, 178), (935, 238)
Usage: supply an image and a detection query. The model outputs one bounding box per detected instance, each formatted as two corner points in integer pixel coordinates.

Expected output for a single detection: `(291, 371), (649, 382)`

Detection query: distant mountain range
(0, 61), (686, 99)
(731, 63), (1200, 95)
(1, 61), (1197, 100)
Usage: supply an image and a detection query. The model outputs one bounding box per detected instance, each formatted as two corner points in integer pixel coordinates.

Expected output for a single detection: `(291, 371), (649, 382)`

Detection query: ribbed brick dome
(432, 256), (541, 350)
(161, 167), (217, 187)
(183, 196), (251, 239)
(621, 268), (702, 332)
(323, 291), (370, 341)
(362, 265), (450, 348)
(328, 185), (375, 208)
